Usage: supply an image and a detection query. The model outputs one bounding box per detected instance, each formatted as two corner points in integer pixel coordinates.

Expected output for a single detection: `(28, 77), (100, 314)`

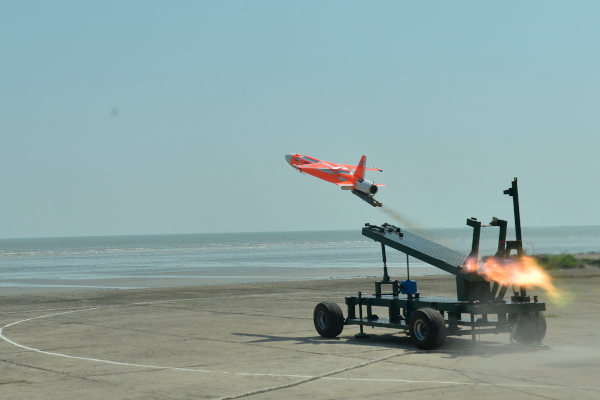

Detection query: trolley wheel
(409, 308), (446, 350)
(509, 312), (547, 345)
(313, 301), (344, 338)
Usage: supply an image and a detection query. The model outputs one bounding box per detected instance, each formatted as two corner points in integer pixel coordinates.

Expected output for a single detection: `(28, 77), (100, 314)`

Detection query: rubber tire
(510, 312), (547, 345)
(313, 301), (344, 338)
(409, 308), (447, 350)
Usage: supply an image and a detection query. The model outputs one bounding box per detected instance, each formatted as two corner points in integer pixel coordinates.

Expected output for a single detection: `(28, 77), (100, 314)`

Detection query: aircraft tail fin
(353, 155), (366, 180)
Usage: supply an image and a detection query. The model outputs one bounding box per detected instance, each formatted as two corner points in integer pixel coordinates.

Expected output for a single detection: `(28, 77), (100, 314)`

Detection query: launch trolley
(313, 178), (547, 349)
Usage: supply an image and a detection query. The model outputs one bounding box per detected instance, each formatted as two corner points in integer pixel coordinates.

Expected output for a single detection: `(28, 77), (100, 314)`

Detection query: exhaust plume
(465, 256), (560, 299)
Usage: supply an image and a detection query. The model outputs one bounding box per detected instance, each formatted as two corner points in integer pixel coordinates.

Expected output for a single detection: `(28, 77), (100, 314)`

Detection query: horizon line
(2, 224), (600, 241)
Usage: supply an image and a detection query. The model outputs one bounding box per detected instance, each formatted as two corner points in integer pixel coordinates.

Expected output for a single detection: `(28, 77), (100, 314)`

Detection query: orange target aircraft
(285, 154), (385, 207)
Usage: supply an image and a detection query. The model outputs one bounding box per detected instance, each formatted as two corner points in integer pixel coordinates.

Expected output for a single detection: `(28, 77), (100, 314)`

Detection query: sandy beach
(1, 271), (599, 399)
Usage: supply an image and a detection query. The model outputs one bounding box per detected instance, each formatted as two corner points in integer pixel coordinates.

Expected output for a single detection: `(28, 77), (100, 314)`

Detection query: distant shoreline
(2, 224), (600, 241)
(2, 253), (599, 297)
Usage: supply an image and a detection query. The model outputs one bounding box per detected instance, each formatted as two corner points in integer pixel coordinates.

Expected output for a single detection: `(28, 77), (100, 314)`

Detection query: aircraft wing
(337, 182), (386, 187)
(297, 162), (342, 171)
(338, 164), (382, 172)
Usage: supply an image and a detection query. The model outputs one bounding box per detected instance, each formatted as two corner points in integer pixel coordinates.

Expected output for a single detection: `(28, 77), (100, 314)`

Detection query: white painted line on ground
(235, 372), (314, 378)
(0, 306), (100, 315)
(0, 308), (212, 373)
(0, 291), (319, 316)
(1, 302), (598, 397)
(324, 376), (570, 388)
(215, 351), (411, 400)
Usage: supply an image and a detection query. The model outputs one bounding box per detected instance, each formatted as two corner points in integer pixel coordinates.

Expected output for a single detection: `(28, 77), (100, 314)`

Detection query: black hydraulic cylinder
(497, 285), (508, 302)
(358, 292), (365, 335)
(491, 281), (499, 298)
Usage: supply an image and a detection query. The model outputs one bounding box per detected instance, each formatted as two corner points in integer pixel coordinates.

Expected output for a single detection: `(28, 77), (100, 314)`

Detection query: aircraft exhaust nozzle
(355, 179), (378, 195)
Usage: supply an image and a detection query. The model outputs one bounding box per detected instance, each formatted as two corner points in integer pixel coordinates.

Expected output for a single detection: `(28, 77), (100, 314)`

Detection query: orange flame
(464, 256), (558, 298)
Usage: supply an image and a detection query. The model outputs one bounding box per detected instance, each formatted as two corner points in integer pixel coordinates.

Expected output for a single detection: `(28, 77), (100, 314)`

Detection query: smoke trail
(380, 205), (422, 231)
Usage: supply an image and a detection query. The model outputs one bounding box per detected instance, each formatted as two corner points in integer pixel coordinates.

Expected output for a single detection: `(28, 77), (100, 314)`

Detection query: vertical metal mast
(504, 177), (527, 300)
(504, 178), (523, 256)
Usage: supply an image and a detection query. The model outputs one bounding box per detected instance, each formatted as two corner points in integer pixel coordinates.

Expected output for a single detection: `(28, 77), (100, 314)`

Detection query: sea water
(0, 226), (598, 291)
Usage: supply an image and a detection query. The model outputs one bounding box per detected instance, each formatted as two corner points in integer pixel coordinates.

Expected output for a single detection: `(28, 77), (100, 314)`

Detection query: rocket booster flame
(464, 256), (559, 298)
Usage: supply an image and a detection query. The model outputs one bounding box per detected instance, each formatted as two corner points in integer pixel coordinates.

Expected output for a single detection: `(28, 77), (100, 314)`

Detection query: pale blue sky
(1, 1), (599, 238)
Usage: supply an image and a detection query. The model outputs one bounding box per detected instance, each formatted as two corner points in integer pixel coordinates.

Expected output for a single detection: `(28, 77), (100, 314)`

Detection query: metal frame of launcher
(312, 178), (547, 350)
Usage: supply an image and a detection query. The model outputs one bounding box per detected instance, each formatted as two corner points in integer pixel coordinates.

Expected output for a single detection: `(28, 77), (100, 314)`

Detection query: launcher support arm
(362, 227), (484, 282)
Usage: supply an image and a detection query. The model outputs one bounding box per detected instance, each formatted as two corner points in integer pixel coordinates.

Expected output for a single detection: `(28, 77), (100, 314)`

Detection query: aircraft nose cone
(285, 154), (294, 165)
